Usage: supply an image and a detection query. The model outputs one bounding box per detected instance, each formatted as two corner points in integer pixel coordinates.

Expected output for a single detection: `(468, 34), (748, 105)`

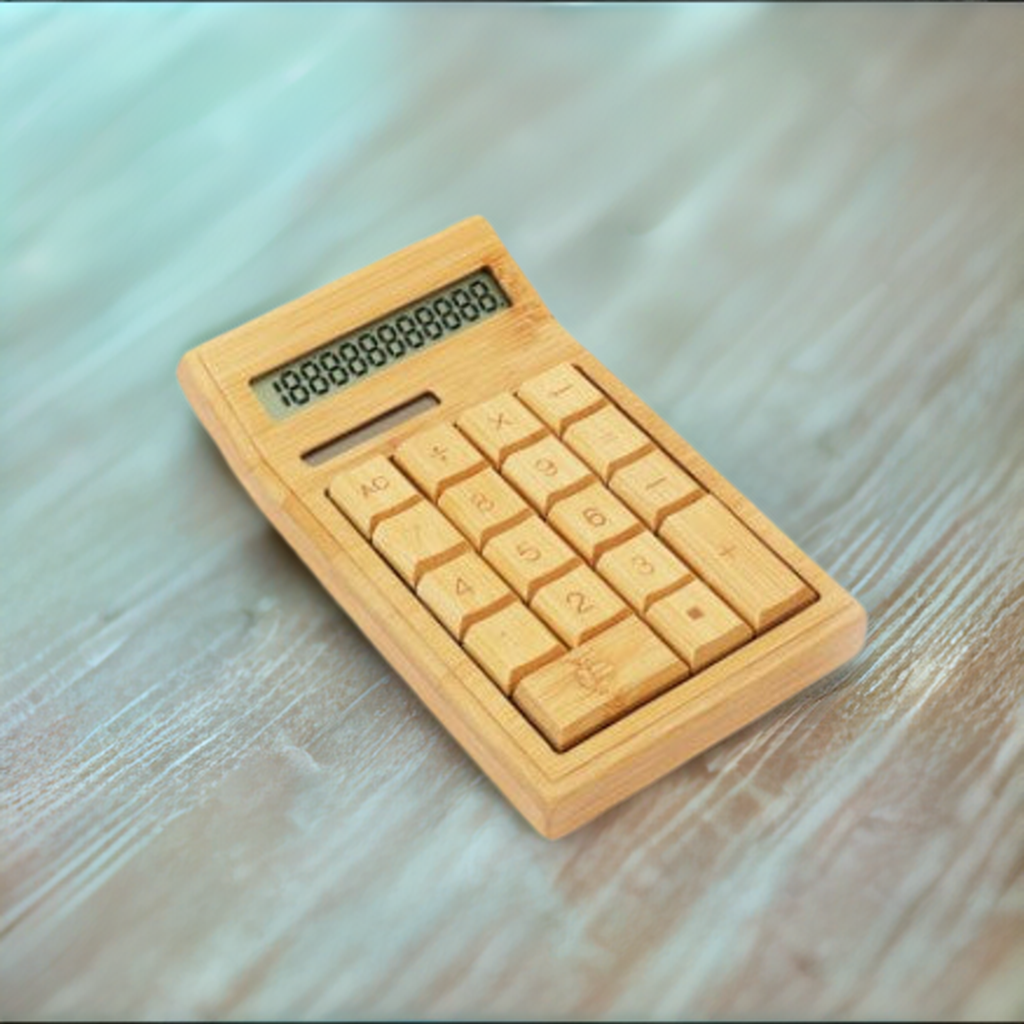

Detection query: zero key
(514, 617), (687, 751)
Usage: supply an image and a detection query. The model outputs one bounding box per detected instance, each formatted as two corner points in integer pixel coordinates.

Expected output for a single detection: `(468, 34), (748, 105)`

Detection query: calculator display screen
(251, 269), (510, 419)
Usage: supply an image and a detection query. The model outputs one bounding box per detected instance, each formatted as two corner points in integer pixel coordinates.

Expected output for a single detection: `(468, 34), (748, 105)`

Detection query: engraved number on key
(632, 553), (655, 575)
(583, 507), (606, 527)
(517, 541), (541, 562)
(535, 458), (558, 477)
(566, 591), (593, 615)
(455, 576), (473, 597)
(471, 491), (495, 513)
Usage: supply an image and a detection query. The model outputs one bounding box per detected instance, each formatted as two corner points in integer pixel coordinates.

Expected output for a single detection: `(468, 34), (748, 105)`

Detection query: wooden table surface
(3, 5), (1022, 1019)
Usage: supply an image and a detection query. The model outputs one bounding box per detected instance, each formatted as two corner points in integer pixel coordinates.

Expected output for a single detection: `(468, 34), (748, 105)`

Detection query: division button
(394, 422), (486, 499)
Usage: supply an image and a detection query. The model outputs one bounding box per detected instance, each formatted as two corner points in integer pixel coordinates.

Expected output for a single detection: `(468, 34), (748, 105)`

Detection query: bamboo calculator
(179, 217), (866, 838)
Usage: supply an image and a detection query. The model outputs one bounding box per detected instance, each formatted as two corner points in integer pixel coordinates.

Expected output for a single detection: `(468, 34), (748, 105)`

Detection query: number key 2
(530, 563), (629, 646)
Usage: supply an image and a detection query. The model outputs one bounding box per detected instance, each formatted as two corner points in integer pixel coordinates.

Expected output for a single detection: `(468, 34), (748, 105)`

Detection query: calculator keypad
(329, 363), (817, 751)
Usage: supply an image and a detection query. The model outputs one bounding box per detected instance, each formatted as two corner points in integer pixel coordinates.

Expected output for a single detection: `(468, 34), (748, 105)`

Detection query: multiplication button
(457, 393), (547, 465)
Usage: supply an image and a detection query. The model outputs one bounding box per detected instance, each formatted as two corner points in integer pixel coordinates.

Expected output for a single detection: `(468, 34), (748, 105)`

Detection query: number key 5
(483, 517), (580, 601)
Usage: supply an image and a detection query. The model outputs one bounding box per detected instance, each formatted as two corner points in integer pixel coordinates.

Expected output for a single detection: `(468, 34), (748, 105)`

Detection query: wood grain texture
(2, 3), (1022, 1018)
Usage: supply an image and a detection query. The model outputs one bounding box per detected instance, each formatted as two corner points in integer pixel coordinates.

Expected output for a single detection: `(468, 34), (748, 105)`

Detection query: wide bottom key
(513, 617), (688, 751)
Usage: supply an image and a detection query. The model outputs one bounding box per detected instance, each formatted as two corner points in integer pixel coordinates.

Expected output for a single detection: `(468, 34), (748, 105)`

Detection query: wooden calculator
(178, 217), (866, 838)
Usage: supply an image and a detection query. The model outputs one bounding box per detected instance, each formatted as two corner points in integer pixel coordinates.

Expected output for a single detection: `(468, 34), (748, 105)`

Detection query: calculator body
(178, 217), (866, 838)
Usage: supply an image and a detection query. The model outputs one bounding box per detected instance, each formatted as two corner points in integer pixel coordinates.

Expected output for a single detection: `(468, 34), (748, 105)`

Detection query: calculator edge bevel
(178, 218), (867, 839)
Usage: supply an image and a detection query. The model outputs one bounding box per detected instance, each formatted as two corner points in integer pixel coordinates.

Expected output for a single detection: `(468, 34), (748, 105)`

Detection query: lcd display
(251, 269), (510, 419)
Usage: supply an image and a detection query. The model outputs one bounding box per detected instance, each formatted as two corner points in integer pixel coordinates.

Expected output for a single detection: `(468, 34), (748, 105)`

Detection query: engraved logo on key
(567, 651), (615, 696)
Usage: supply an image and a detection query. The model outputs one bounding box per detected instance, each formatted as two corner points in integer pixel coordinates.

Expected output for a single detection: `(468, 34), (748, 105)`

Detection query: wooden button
(456, 393), (547, 466)
(417, 552), (515, 640)
(597, 531), (692, 612)
(483, 516), (580, 601)
(464, 603), (564, 695)
(610, 450), (703, 530)
(438, 468), (531, 549)
(660, 496), (816, 632)
(394, 422), (486, 499)
(517, 363), (605, 434)
(502, 435), (596, 514)
(373, 501), (470, 585)
(547, 483), (643, 564)
(647, 579), (752, 671)
(531, 564), (629, 647)
(327, 455), (421, 537)
(563, 405), (654, 481)
(514, 617), (687, 751)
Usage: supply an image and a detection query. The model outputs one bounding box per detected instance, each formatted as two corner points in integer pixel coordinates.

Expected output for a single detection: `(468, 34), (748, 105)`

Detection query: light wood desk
(2, 5), (1021, 1018)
